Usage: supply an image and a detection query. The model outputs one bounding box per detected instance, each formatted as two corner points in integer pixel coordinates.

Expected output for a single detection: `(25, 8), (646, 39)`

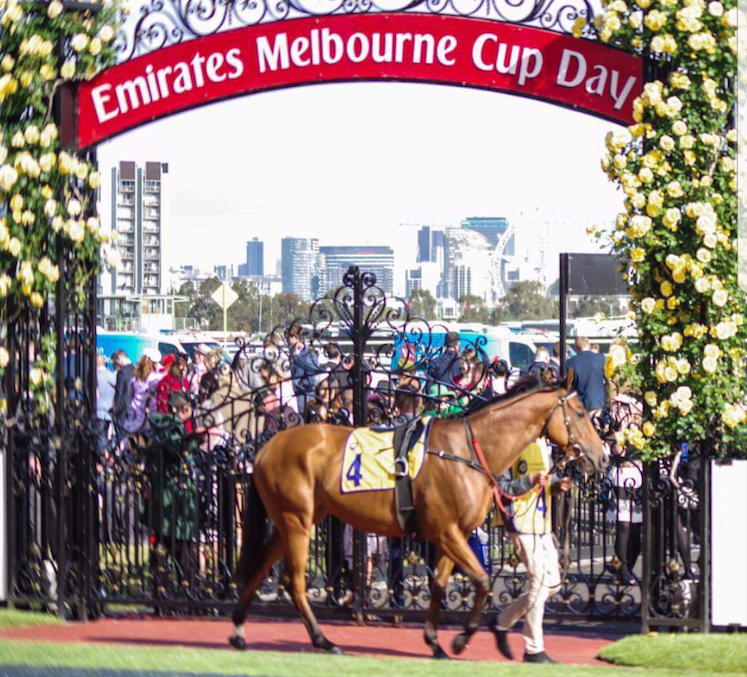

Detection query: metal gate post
(697, 452), (711, 633)
(641, 461), (653, 633)
(559, 254), (569, 377)
(349, 266), (368, 617)
(54, 243), (67, 619)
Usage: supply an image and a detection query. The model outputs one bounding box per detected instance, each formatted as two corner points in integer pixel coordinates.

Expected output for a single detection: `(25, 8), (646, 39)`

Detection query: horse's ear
(563, 367), (575, 392)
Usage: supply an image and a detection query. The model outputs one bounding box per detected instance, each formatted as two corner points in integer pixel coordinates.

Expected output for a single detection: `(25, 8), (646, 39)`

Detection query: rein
(427, 391), (581, 519)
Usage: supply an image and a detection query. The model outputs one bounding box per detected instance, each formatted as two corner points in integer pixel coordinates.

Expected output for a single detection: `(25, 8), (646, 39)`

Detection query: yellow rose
(29, 368), (43, 387)
(712, 289), (728, 307)
(60, 60), (76, 80)
(47, 0), (63, 17)
(660, 280), (673, 297)
(99, 25), (115, 42)
(645, 9), (668, 30)
(644, 391), (657, 407)
(9, 194), (23, 212)
(89, 37), (103, 56)
(696, 248), (711, 263)
(71, 34), (89, 52)
(639, 167), (654, 183)
(30, 292), (44, 308)
(642, 421), (656, 437)
(702, 356), (718, 373)
(659, 135), (675, 151)
(680, 135), (695, 149)
(631, 248), (646, 263)
(641, 297), (656, 313)
(694, 277), (711, 293)
(7, 237), (21, 257)
(39, 153), (56, 173)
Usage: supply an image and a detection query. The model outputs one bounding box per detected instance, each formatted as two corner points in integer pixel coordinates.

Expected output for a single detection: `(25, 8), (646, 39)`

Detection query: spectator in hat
(123, 348), (162, 435)
(156, 352), (189, 413)
(189, 343), (211, 396)
(427, 331), (462, 388)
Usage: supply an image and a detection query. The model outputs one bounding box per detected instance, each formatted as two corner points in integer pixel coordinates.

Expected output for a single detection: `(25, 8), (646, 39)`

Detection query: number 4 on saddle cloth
(341, 416), (433, 535)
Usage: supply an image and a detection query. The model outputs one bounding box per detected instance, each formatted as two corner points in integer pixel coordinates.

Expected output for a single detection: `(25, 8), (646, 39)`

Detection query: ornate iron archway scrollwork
(116, 0), (599, 62)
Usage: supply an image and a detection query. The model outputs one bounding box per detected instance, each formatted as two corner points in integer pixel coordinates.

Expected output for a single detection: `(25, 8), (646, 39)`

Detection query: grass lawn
(0, 609), (62, 630)
(0, 607), (744, 677)
(599, 634), (747, 674)
(0, 638), (744, 677)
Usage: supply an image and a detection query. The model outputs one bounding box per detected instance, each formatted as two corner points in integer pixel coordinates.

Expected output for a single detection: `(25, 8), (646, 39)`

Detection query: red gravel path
(0, 616), (615, 665)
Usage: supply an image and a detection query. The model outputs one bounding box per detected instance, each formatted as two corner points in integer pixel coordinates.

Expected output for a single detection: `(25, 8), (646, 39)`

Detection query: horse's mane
(465, 371), (563, 416)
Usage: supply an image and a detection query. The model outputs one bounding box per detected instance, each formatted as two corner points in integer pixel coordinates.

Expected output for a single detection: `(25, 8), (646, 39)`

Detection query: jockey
(489, 438), (572, 664)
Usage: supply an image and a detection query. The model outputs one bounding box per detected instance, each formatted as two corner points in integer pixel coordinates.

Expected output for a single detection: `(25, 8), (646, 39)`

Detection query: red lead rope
(471, 437), (541, 517)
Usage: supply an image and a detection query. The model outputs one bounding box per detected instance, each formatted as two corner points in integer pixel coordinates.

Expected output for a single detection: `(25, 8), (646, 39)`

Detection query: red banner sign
(77, 14), (642, 148)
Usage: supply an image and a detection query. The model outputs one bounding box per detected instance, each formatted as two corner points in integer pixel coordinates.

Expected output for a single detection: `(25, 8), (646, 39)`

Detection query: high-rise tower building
(319, 246), (395, 295)
(239, 237), (264, 277)
(281, 237), (321, 301)
(104, 160), (167, 296)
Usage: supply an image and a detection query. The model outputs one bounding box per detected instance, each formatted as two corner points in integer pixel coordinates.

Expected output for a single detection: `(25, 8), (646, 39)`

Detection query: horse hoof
(327, 645), (344, 656)
(452, 633), (469, 655)
(229, 636), (247, 651)
(432, 647), (449, 660)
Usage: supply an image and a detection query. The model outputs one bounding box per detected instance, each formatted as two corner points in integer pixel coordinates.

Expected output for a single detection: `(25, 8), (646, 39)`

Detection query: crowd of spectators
(91, 328), (699, 606)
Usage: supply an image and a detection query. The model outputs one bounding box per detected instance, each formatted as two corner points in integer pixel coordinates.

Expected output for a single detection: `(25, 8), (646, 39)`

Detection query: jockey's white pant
(497, 532), (562, 655)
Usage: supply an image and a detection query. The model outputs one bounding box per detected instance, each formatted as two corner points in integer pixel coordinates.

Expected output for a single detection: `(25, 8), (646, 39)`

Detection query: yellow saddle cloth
(340, 418), (431, 494)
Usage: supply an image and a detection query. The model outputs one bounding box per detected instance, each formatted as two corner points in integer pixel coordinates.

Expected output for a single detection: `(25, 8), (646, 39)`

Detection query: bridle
(538, 390), (582, 469)
(425, 390), (586, 503)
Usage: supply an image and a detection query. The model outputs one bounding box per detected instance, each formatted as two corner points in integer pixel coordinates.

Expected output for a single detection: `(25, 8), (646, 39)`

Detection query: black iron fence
(3, 267), (711, 629)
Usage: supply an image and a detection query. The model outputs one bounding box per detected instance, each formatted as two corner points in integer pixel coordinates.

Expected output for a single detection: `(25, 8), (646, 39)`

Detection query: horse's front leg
(424, 550), (454, 659)
(439, 526), (491, 656)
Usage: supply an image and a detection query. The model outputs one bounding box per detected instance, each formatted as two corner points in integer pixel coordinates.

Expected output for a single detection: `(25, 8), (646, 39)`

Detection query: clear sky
(97, 78), (624, 294)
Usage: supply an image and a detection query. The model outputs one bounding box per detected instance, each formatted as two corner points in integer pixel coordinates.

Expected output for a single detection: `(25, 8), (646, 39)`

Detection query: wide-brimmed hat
(194, 343), (212, 357)
(143, 348), (162, 363)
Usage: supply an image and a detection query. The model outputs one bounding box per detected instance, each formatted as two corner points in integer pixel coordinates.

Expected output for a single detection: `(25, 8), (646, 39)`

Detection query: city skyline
(96, 82), (618, 298)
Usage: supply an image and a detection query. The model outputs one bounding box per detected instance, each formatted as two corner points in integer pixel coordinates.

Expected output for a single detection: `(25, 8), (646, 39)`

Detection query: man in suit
(566, 336), (606, 413)
(285, 325), (322, 414)
(111, 349), (134, 428)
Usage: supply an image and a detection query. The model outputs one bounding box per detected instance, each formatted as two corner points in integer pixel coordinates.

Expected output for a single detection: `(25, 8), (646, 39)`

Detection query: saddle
(383, 416), (424, 536)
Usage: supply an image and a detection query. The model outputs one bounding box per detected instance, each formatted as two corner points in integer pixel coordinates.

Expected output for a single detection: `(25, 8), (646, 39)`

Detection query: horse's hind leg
(281, 514), (342, 655)
(229, 529), (284, 650)
(439, 526), (491, 656)
(424, 550), (454, 660)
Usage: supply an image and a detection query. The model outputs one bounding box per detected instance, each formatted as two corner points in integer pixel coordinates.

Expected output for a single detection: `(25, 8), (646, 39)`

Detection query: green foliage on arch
(588, 0), (745, 457)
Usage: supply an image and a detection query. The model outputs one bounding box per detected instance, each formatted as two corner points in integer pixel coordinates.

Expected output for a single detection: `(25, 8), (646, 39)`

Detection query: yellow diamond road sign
(211, 282), (238, 310)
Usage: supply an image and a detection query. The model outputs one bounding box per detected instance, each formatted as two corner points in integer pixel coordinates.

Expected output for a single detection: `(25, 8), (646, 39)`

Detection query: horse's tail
(234, 478), (269, 587)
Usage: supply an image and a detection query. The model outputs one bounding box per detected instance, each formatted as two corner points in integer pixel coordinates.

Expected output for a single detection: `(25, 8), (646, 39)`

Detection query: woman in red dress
(156, 353), (189, 413)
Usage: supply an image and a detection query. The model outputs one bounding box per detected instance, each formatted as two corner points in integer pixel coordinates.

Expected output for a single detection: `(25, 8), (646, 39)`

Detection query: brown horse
(229, 371), (606, 658)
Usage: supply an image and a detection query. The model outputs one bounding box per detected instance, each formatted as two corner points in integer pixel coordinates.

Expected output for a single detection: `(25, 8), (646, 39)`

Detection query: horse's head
(544, 369), (607, 475)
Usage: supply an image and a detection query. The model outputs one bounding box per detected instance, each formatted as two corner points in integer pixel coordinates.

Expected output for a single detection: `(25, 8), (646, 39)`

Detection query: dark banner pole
(559, 253), (570, 377)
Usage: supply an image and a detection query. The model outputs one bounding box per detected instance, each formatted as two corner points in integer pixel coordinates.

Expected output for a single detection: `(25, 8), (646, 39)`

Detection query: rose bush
(587, 0), (746, 457)
(0, 0), (122, 411)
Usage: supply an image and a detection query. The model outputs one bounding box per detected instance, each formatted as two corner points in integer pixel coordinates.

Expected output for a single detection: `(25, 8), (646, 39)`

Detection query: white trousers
(498, 532), (562, 654)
